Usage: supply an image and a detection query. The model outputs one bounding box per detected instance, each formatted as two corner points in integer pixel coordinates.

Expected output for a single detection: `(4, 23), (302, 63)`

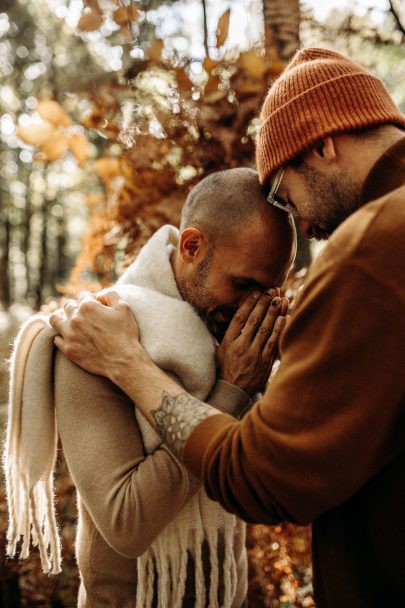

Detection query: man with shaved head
(46, 167), (295, 607)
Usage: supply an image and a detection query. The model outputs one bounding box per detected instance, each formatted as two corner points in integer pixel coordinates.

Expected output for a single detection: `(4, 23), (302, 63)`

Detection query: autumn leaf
(94, 157), (121, 181)
(17, 122), (56, 146)
(39, 131), (69, 161)
(216, 9), (230, 48)
(113, 5), (139, 25)
(203, 57), (219, 74)
(68, 133), (90, 165)
(37, 100), (72, 128)
(238, 51), (267, 80)
(148, 38), (164, 62)
(77, 9), (103, 32)
(174, 67), (193, 91)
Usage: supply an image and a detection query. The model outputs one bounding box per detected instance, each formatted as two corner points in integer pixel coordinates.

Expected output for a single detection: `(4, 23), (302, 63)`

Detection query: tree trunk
(0, 191), (11, 308)
(263, 0), (301, 62)
(262, 0), (311, 270)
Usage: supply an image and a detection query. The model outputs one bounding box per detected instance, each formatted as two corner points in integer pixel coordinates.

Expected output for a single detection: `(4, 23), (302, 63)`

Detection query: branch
(388, 0), (405, 37)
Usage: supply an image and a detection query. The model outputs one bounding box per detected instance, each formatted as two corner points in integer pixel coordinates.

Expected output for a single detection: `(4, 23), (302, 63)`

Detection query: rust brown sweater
(184, 138), (405, 608)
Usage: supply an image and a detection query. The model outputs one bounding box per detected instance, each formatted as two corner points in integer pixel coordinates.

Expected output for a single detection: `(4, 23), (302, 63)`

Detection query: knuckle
(80, 300), (96, 314)
(233, 312), (247, 326)
(70, 315), (81, 329)
(247, 315), (259, 326)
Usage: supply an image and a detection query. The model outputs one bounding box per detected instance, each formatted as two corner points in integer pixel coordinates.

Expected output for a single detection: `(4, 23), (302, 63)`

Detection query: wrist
(110, 343), (152, 392)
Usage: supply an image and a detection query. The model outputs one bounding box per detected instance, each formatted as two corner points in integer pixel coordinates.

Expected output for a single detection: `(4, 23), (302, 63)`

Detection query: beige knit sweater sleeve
(54, 352), (249, 558)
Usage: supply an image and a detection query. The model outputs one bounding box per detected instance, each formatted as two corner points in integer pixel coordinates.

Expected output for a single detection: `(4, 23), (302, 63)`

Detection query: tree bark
(263, 0), (300, 62)
(262, 0), (311, 269)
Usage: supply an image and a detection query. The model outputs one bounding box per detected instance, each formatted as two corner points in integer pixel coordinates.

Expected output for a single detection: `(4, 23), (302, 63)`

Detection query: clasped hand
(217, 289), (289, 397)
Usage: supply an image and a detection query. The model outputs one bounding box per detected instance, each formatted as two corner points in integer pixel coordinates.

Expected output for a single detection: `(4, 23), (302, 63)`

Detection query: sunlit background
(1, 2), (405, 604)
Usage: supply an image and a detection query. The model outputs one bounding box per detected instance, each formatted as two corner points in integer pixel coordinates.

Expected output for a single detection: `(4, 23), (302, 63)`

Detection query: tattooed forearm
(152, 391), (213, 460)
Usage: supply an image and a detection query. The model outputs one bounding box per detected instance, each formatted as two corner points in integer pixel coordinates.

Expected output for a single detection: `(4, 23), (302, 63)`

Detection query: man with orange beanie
(51, 49), (405, 607)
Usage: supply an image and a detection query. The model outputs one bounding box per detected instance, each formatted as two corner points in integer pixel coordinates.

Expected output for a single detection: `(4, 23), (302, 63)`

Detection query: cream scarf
(4, 225), (245, 607)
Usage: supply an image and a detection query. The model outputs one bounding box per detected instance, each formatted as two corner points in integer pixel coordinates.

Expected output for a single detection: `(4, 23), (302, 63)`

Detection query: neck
(342, 126), (405, 185)
(170, 249), (183, 288)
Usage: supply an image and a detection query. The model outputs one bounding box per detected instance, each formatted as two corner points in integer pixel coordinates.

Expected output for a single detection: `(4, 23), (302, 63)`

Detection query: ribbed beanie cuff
(256, 47), (405, 185)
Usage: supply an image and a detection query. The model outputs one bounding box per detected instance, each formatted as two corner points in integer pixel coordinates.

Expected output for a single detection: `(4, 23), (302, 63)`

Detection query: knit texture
(256, 47), (405, 185)
(4, 225), (245, 607)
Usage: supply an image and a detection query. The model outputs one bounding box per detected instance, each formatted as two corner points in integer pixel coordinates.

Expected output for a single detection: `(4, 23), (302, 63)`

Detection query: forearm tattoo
(152, 391), (213, 460)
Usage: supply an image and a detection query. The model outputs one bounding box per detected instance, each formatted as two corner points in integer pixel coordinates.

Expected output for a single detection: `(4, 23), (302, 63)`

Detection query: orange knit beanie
(256, 47), (405, 185)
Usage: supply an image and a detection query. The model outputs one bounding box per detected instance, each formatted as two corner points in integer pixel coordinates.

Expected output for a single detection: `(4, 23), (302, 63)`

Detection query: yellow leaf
(37, 100), (72, 128)
(204, 74), (221, 96)
(39, 131), (69, 161)
(94, 157), (120, 181)
(148, 39), (163, 62)
(77, 9), (103, 32)
(238, 52), (266, 80)
(216, 9), (230, 48)
(68, 133), (90, 165)
(113, 5), (139, 25)
(203, 57), (219, 74)
(17, 122), (56, 146)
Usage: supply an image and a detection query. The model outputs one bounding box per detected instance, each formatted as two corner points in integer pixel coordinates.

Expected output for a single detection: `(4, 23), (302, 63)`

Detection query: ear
(309, 136), (337, 165)
(178, 227), (208, 263)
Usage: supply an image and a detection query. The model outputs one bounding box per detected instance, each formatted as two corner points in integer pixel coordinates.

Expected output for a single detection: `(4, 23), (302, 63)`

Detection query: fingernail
(265, 289), (276, 298)
(252, 291), (261, 299)
(271, 297), (281, 307)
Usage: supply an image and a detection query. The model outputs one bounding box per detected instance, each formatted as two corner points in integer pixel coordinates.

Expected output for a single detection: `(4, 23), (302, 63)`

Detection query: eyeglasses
(266, 167), (299, 218)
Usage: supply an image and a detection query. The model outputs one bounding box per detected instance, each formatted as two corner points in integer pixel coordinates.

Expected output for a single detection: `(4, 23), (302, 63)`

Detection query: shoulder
(307, 186), (405, 300)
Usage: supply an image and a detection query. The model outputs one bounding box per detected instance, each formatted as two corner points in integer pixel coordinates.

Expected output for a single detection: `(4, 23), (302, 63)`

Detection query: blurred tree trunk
(0, 193), (11, 308)
(263, 0), (300, 62)
(263, 0), (311, 270)
(35, 195), (49, 309)
(201, 0), (209, 57)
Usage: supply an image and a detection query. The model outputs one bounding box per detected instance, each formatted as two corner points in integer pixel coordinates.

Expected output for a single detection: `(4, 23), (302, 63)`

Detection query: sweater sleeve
(183, 222), (405, 525)
(55, 352), (201, 558)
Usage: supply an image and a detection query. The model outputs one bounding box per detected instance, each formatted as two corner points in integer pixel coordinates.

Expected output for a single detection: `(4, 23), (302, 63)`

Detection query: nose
(296, 218), (314, 240)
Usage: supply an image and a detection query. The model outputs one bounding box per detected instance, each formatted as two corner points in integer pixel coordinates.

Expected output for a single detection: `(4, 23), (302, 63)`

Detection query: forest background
(1, 0), (405, 606)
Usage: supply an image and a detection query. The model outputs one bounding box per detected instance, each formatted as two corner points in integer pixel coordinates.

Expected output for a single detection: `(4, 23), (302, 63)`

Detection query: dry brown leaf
(235, 81), (264, 99)
(238, 52), (266, 80)
(204, 74), (221, 96)
(94, 157), (121, 181)
(113, 5), (139, 25)
(174, 67), (193, 91)
(148, 38), (164, 62)
(216, 9), (230, 48)
(37, 99), (72, 128)
(68, 133), (90, 165)
(17, 122), (56, 146)
(84, 0), (102, 12)
(39, 130), (69, 161)
(77, 9), (103, 32)
(203, 57), (219, 74)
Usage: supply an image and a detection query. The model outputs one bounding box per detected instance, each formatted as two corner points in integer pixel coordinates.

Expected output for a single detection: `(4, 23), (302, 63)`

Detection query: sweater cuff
(207, 380), (252, 419)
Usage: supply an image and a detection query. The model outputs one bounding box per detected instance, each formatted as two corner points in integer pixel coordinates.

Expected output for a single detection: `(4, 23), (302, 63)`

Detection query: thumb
(96, 290), (122, 307)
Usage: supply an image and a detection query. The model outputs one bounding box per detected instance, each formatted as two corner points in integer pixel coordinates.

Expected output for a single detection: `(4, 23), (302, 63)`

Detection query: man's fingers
(262, 315), (286, 360)
(49, 311), (67, 335)
(222, 290), (264, 341)
(96, 290), (122, 307)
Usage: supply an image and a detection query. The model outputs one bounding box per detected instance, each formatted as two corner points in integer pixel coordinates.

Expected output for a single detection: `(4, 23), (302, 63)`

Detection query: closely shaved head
(180, 167), (295, 249)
